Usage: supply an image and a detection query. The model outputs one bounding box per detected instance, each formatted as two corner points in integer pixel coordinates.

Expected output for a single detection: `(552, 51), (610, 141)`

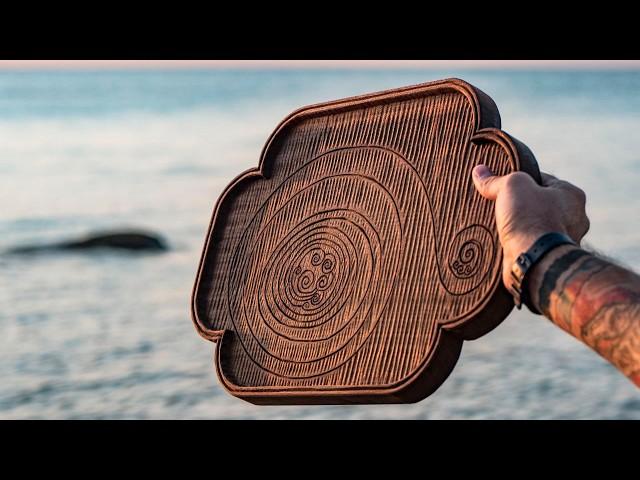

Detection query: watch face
(517, 254), (532, 269)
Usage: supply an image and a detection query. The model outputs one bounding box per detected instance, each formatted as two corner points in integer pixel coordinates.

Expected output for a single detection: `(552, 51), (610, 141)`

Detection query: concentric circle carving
(226, 148), (410, 379)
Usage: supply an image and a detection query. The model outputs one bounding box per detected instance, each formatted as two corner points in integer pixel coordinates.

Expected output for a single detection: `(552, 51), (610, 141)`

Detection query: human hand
(471, 165), (590, 290)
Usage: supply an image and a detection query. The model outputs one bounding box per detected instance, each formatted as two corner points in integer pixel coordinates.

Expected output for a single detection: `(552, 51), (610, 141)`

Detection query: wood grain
(191, 78), (540, 404)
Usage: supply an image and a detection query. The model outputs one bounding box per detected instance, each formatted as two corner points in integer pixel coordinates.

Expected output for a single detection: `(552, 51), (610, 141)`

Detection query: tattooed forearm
(533, 247), (640, 387)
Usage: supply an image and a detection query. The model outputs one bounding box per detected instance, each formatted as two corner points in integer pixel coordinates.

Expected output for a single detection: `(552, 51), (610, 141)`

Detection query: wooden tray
(191, 78), (540, 404)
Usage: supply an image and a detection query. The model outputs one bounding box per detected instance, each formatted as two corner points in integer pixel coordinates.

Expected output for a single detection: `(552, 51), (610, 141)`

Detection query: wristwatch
(508, 232), (576, 314)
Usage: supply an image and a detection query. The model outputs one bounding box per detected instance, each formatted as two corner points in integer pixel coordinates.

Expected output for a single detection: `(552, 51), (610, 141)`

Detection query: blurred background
(0, 61), (638, 419)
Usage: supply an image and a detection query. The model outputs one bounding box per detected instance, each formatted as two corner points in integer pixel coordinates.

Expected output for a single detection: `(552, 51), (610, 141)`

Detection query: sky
(0, 60), (639, 70)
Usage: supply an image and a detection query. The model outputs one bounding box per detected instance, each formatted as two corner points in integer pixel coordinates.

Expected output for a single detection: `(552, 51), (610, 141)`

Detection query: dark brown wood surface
(191, 78), (540, 404)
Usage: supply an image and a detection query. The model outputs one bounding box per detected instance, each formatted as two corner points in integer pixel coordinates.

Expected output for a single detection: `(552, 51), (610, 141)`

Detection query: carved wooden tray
(191, 78), (540, 404)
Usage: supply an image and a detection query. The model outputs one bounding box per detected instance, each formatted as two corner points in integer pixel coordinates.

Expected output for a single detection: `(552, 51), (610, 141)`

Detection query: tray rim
(190, 77), (538, 404)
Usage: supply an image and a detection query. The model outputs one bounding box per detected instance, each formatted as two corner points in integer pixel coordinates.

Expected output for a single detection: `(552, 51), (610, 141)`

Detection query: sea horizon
(1, 68), (638, 419)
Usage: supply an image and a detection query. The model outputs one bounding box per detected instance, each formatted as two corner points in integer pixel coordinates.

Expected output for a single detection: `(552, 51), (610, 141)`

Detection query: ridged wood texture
(191, 78), (540, 404)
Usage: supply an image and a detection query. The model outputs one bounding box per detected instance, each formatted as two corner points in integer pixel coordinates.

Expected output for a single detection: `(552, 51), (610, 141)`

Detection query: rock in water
(6, 230), (169, 254)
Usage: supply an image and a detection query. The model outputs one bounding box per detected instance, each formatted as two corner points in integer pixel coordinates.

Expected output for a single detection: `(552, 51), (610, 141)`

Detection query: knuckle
(504, 171), (531, 189)
(557, 180), (573, 191)
(574, 187), (587, 203)
(561, 180), (586, 198)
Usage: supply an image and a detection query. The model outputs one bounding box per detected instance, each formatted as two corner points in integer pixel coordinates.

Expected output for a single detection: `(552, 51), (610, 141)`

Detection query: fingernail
(473, 165), (492, 179)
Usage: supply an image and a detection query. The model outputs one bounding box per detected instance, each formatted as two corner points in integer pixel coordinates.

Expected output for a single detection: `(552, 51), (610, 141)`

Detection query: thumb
(472, 164), (504, 201)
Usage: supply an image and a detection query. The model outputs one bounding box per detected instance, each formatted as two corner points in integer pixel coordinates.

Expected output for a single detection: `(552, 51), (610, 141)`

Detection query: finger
(472, 164), (505, 201)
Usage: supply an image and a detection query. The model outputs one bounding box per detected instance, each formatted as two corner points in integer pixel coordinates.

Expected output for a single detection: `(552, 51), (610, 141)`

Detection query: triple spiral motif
(290, 248), (337, 313)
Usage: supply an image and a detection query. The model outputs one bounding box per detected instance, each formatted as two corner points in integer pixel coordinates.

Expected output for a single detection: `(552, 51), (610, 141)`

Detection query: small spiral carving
(287, 247), (337, 315)
(442, 224), (494, 295)
(450, 239), (482, 279)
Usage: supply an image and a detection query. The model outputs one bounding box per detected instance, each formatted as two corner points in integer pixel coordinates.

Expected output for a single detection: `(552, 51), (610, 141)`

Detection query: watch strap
(508, 232), (576, 314)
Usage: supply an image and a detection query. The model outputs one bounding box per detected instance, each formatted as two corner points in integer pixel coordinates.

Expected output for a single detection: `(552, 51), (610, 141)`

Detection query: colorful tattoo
(537, 249), (640, 387)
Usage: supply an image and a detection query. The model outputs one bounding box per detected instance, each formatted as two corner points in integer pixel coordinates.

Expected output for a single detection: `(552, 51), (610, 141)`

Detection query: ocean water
(0, 69), (639, 419)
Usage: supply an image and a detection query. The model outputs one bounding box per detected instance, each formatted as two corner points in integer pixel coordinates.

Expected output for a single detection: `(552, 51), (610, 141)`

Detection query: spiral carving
(225, 147), (418, 379)
(261, 212), (376, 333)
(288, 248), (336, 313)
(225, 148), (498, 380)
(450, 239), (483, 279)
(441, 224), (494, 295)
